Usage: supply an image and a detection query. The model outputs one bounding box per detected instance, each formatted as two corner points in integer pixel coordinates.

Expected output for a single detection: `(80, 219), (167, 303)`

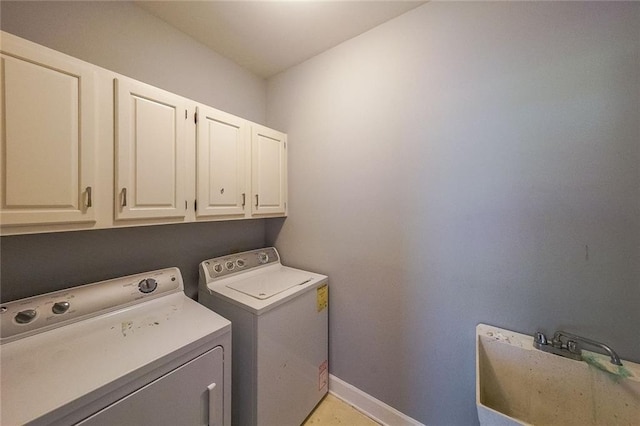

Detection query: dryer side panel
(199, 290), (258, 426)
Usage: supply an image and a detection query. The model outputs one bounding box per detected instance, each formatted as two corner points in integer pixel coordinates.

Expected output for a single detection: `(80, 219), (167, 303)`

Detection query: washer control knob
(225, 260), (235, 271)
(138, 278), (158, 294)
(52, 301), (70, 315)
(236, 259), (246, 268)
(15, 309), (37, 324)
(258, 252), (269, 264)
(213, 263), (223, 273)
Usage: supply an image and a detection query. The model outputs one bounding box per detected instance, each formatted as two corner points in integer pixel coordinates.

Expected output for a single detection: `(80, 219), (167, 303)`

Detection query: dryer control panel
(0, 268), (183, 342)
(203, 247), (280, 281)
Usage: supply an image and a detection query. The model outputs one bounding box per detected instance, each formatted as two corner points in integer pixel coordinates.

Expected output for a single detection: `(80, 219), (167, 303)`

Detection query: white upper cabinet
(0, 32), (287, 234)
(196, 105), (248, 218)
(251, 125), (287, 217)
(115, 78), (187, 221)
(0, 33), (96, 227)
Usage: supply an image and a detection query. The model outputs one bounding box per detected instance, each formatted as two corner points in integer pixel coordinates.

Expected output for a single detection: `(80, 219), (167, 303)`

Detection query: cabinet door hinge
(185, 109), (187, 119)
(194, 199), (197, 211)
(194, 112), (198, 124)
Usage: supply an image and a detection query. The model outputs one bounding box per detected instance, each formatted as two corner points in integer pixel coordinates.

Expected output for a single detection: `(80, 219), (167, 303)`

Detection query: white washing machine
(0, 267), (231, 426)
(199, 247), (328, 426)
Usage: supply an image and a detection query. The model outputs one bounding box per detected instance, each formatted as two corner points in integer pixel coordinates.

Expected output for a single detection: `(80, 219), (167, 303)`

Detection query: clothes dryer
(1, 268), (231, 426)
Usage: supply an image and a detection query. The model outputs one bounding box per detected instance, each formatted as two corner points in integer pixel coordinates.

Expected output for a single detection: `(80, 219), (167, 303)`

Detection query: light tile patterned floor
(302, 394), (380, 426)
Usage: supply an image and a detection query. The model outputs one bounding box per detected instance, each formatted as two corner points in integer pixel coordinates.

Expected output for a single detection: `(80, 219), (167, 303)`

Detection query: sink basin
(476, 324), (640, 425)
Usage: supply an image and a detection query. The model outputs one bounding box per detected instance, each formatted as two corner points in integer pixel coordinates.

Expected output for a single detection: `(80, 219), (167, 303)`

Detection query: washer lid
(226, 268), (313, 299)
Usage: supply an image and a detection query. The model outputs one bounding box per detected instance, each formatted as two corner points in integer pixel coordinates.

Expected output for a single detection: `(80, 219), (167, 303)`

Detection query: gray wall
(0, 1), (266, 123)
(266, 2), (640, 425)
(1, 221), (265, 302)
(0, 1), (269, 301)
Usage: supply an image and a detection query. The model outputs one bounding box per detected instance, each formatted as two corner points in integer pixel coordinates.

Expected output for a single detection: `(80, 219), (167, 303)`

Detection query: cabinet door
(251, 125), (287, 216)
(115, 78), (187, 220)
(0, 36), (96, 227)
(196, 105), (248, 218)
(78, 346), (225, 426)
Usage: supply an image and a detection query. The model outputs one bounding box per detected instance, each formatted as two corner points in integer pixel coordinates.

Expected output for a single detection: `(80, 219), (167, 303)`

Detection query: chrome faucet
(533, 330), (623, 366)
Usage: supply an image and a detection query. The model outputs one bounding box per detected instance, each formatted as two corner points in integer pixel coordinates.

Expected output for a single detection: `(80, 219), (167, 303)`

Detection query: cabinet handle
(255, 194), (259, 208)
(242, 193), (246, 208)
(122, 188), (127, 207)
(86, 186), (92, 208)
(207, 382), (217, 426)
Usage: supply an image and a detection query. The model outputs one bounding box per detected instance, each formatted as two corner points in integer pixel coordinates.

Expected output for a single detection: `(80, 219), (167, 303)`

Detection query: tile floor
(302, 394), (380, 426)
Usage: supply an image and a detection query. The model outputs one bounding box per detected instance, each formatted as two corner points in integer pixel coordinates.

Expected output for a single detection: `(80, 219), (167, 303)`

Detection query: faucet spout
(553, 331), (622, 366)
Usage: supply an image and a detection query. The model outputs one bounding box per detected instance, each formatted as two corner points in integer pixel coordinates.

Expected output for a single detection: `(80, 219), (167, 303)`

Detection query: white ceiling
(135, 1), (426, 78)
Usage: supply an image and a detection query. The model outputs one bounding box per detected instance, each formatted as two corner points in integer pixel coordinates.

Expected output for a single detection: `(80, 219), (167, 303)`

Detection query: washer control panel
(0, 268), (183, 342)
(204, 247), (280, 280)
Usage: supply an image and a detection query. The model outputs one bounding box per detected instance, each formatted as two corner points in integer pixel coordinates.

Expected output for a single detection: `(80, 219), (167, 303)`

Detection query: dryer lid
(226, 268), (313, 300)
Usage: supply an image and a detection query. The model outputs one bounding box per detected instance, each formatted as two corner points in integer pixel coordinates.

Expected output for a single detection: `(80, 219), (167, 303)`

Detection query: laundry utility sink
(476, 324), (640, 425)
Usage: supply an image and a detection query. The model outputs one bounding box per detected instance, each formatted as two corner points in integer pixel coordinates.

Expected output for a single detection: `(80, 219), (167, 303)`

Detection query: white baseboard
(328, 374), (424, 426)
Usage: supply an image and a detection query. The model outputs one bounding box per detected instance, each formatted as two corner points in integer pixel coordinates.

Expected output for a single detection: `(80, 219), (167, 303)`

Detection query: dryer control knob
(15, 309), (37, 324)
(213, 263), (223, 273)
(52, 301), (70, 314)
(258, 252), (269, 264)
(138, 278), (158, 294)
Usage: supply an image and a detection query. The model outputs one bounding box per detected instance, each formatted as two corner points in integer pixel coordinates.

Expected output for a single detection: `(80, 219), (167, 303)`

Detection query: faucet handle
(534, 332), (548, 345)
(566, 340), (581, 354)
